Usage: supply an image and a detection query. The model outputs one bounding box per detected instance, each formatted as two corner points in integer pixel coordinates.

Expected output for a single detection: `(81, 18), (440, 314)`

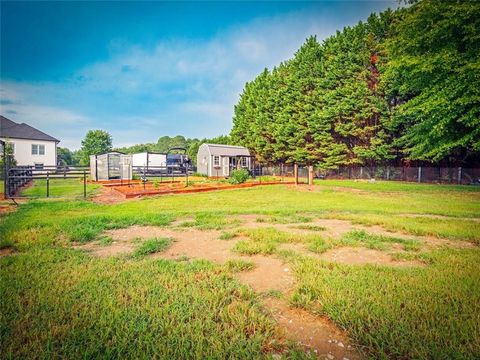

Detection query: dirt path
(77, 224), (362, 358)
(91, 186), (134, 204)
(73, 212), (475, 359)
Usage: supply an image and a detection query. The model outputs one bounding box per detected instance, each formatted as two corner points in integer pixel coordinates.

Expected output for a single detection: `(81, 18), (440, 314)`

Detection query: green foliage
(56, 147), (73, 166)
(80, 130), (113, 165)
(384, 0), (480, 162)
(0, 142), (17, 175)
(231, 1), (480, 166)
(228, 169), (250, 184)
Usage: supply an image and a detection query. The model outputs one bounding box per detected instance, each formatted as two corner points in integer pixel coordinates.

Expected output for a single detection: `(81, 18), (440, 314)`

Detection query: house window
(241, 157), (247, 167)
(34, 163), (44, 170)
(32, 144), (45, 155)
(213, 156), (220, 166)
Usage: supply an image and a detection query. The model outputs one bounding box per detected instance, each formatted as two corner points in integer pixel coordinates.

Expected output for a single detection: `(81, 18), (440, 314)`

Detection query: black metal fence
(255, 165), (480, 185)
(4, 165), (90, 199)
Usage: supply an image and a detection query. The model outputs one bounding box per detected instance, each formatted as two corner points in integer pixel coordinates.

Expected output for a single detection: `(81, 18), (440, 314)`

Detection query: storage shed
(90, 152), (132, 181)
(196, 144), (252, 177)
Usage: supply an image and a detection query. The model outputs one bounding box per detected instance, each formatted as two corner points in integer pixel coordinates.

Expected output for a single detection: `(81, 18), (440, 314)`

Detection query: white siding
(196, 144), (210, 175)
(1, 137), (57, 166)
(132, 152), (167, 168)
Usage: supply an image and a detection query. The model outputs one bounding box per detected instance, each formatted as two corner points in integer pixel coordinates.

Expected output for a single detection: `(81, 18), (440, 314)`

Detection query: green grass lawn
(20, 178), (100, 198)
(1, 180), (479, 359)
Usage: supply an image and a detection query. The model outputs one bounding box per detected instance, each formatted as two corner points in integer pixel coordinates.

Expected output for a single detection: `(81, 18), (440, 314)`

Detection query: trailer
(132, 152), (167, 172)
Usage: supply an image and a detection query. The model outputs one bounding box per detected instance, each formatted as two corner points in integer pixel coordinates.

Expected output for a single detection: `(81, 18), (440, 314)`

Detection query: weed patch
(292, 224), (326, 231)
(223, 259), (255, 272)
(132, 238), (173, 258)
(337, 230), (421, 251)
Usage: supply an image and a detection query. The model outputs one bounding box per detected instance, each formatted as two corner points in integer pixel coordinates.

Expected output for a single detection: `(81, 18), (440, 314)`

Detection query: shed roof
(202, 143), (250, 156)
(0, 115), (60, 142)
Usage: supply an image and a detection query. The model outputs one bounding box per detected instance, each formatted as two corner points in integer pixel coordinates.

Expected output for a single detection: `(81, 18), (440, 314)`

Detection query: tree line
(58, 131), (230, 166)
(230, 0), (480, 168)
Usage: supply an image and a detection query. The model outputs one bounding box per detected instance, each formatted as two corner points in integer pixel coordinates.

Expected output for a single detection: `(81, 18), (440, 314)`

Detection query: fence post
(386, 166), (390, 181)
(360, 167), (363, 179)
(46, 172), (50, 197)
(308, 165), (314, 186)
(418, 166), (422, 183)
(294, 164), (299, 185)
(457, 167), (462, 184)
(83, 171), (87, 199)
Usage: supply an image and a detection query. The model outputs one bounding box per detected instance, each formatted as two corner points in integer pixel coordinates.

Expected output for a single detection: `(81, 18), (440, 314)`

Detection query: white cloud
(0, 2), (398, 149)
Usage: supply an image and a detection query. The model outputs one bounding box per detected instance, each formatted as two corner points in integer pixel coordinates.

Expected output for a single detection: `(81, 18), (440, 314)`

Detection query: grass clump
(338, 230), (421, 251)
(223, 259), (255, 272)
(132, 238), (173, 258)
(269, 214), (313, 224)
(292, 224), (326, 231)
(233, 227), (307, 255)
(98, 236), (113, 246)
(219, 231), (237, 240)
(307, 237), (331, 254)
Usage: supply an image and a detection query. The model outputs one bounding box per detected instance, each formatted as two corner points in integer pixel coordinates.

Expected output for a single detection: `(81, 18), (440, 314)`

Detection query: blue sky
(1, 1), (398, 149)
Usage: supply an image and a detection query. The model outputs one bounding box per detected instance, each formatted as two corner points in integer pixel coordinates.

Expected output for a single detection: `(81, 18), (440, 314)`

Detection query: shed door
(222, 157), (229, 176)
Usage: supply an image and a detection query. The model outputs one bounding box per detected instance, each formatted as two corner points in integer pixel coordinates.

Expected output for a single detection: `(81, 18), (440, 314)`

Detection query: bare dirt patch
(236, 255), (294, 293)
(232, 215), (474, 250)
(0, 247), (15, 257)
(266, 298), (360, 359)
(91, 186), (132, 204)
(80, 224), (362, 358)
(76, 241), (136, 257)
(0, 204), (16, 215)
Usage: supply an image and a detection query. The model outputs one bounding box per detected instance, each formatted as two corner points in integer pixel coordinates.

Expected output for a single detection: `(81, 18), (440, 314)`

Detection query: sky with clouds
(0, 1), (399, 149)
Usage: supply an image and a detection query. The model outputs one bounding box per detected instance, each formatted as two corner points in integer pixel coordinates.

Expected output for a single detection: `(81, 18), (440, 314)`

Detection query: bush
(228, 169), (250, 184)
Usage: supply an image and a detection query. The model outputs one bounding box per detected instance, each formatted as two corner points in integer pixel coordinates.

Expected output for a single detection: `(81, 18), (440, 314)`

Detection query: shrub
(228, 169), (250, 184)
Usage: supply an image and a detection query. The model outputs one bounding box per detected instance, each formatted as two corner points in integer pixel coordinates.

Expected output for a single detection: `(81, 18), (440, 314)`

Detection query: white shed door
(222, 157), (229, 176)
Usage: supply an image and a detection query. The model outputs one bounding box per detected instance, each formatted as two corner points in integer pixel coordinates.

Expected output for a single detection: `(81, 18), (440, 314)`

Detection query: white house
(0, 116), (59, 168)
(196, 143), (252, 177)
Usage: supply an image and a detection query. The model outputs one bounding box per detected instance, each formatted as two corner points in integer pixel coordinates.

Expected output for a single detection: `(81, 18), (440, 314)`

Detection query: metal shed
(196, 143), (252, 177)
(90, 152), (132, 181)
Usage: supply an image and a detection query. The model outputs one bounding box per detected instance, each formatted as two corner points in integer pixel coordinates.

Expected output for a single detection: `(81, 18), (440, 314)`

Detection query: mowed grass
(1, 180), (480, 359)
(0, 249), (292, 358)
(290, 248), (480, 359)
(21, 178), (100, 198)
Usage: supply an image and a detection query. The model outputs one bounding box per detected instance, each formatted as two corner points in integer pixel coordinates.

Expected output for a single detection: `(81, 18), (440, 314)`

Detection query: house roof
(0, 115), (60, 142)
(202, 143), (250, 156)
